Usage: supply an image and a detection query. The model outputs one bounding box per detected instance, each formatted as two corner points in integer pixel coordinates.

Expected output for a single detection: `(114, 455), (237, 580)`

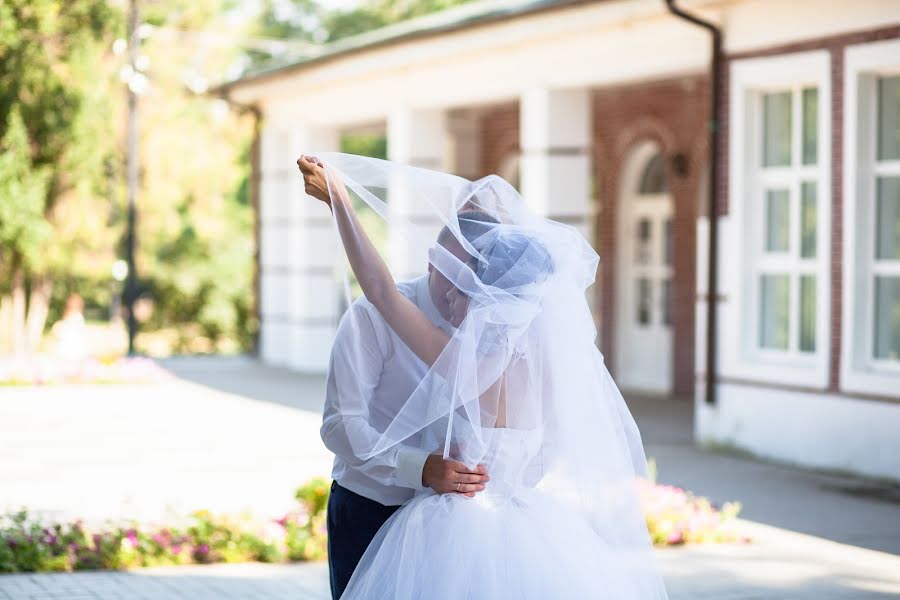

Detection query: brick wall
(473, 81), (709, 396)
(478, 103), (520, 177)
(592, 76), (710, 395)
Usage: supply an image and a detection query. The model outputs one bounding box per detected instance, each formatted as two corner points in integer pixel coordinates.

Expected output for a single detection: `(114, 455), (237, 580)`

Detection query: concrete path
(0, 356), (333, 524)
(2, 356), (899, 599)
(1, 527), (899, 600)
(629, 394), (900, 556)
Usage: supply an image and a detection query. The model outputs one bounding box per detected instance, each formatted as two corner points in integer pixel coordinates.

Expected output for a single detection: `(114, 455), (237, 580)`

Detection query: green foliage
(0, 109), (50, 289)
(285, 478), (330, 561)
(251, 0), (476, 66)
(0, 0), (119, 279)
(294, 477), (331, 518)
(324, 0), (476, 42)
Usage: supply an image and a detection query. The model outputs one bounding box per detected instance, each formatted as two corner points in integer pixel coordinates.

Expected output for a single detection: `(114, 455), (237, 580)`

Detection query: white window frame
(723, 50), (831, 388)
(842, 38), (900, 397)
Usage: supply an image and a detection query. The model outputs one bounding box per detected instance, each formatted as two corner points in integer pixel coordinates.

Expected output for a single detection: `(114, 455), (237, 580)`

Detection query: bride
(297, 153), (667, 599)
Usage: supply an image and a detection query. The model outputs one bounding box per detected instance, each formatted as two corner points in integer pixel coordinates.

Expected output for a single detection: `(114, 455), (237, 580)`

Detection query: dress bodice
(476, 427), (542, 502)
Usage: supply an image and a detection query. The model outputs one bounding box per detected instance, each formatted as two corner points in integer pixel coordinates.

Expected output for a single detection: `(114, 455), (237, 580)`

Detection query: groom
(321, 212), (497, 599)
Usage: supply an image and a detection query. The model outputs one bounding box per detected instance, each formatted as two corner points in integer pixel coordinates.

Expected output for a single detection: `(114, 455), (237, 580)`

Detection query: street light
(121, 0), (147, 356)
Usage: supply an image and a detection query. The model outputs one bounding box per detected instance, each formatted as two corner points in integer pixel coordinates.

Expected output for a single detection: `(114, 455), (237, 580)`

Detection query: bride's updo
(474, 228), (554, 294)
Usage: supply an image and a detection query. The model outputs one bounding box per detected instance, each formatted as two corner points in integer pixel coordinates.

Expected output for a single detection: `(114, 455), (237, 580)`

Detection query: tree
(0, 0), (120, 354)
(250, 0), (475, 66)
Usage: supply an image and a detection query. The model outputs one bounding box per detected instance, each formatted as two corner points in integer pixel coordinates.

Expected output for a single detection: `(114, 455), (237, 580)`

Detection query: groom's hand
(422, 454), (489, 497)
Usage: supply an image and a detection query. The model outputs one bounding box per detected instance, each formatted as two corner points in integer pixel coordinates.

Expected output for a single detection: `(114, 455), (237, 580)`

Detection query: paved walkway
(1, 356), (899, 599)
(630, 394), (900, 556)
(0, 356), (332, 524)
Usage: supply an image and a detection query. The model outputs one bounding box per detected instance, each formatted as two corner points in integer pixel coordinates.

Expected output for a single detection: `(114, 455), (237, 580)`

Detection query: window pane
(799, 275), (816, 353)
(765, 189), (790, 252)
(637, 278), (651, 326)
(760, 274), (790, 350)
(664, 218), (673, 266)
(874, 276), (900, 361)
(802, 88), (818, 165)
(662, 278), (672, 327)
(639, 153), (669, 194)
(801, 182), (817, 259)
(636, 218), (652, 264)
(877, 75), (900, 161)
(763, 92), (792, 167)
(876, 177), (900, 260)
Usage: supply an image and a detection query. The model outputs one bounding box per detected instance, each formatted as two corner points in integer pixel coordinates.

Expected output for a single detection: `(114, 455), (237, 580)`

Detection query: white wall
(234, 0), (709, 126)
(695, 384), (900, 482)
(721, 0), (900, 54)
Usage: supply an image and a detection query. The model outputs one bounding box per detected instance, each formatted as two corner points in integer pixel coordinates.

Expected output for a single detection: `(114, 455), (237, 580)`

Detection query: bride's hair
(475, 229), (554, 292)
(437, 210), (499, 247)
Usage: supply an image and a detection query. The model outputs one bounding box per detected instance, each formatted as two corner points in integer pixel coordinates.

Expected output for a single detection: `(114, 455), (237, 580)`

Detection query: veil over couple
(297, 153), (668, 600)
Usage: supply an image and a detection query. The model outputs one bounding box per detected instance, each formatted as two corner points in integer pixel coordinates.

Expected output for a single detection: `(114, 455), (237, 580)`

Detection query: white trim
(723, 50), (831, 388)
(841, 38), (900, 398)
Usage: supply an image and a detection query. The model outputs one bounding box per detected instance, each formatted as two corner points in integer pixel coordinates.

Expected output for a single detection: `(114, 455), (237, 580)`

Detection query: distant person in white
(320, 211), (496, 600)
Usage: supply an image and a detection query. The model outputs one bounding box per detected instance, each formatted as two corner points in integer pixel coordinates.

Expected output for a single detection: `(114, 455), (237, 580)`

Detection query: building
(218, 0), (900, 481)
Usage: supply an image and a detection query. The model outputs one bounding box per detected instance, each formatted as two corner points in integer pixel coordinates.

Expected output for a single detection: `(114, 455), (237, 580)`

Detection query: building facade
(220, 0), (900, 481)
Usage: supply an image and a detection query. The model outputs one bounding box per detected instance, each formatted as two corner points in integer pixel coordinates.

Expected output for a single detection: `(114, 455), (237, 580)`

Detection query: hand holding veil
(298, 153), (667, 598)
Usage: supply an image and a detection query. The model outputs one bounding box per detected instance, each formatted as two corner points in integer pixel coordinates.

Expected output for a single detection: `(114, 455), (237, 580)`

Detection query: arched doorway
(615, 141), (673, 394)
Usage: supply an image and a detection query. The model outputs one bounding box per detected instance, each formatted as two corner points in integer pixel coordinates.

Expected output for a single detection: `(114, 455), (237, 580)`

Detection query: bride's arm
(297, 155), (450, 366)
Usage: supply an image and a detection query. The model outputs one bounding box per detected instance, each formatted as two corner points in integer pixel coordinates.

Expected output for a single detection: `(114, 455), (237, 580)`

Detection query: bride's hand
(296, 155), (331, 206)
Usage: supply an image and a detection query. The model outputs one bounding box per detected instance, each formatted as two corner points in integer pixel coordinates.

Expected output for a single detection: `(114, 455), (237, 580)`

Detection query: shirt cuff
(395, 446), (431, 490)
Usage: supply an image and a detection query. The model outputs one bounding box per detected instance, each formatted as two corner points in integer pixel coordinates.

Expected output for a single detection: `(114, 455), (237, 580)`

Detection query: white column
(387, 108), (449, 280)
(258, 118), (339, 372)
(519, 88), (592, 240)
(258, 124), (292, 367)
(287, 125), (340, 372)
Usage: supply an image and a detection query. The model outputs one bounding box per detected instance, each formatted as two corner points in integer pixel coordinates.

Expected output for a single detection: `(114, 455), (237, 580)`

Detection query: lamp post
(123, 0), (143, 355)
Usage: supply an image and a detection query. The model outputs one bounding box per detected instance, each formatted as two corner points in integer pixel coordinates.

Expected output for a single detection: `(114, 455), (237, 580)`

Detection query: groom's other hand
(422, 454), (489, 497)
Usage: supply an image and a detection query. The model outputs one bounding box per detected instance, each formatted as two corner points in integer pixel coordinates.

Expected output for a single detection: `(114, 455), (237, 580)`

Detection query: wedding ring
(456, 482), (461, 492)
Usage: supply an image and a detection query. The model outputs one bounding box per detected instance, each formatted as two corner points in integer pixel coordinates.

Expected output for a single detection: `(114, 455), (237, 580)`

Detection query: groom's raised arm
(320, 300), (429, 490)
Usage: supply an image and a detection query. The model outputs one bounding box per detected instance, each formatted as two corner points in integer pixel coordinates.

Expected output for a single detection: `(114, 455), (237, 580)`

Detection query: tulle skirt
(341, 488), (665, 599)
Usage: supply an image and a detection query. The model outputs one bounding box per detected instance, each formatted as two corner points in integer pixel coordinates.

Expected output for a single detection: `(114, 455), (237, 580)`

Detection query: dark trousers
(327, 481), (401, 600)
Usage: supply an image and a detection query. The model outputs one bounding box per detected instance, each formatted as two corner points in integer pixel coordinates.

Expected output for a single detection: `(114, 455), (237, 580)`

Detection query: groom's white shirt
(321, 274), (453, 506)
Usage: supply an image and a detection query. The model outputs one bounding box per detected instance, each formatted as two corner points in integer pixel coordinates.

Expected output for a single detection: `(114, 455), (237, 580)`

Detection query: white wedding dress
(316, 152), (667, 599)
(342, 427), (634, 599)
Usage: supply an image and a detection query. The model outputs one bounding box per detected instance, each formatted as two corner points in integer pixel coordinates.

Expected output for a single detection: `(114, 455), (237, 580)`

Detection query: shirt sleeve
(320, 301), (430, 491)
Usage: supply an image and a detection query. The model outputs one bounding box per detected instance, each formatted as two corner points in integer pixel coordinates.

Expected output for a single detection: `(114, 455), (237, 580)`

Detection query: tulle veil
(316, 152), (667, 598)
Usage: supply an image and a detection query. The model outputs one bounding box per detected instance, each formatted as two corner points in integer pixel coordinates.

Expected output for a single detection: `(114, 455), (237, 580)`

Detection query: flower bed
(0, 479), (330, 574)
(637, 460), (746, 546)
(0, 473), (743, 574)
(0, 356), (170, 386)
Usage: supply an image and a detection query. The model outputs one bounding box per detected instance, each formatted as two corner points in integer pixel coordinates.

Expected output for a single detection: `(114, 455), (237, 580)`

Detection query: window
(755, 86), (821, 356)
(723, 51), (831, 387)
(842, 39), (900, 397)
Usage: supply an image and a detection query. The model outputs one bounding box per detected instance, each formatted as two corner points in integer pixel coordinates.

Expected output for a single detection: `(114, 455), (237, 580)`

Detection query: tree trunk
(0, 294), (11, 354)
(25, 278), (52, 353)
(11, 269), (26, 355)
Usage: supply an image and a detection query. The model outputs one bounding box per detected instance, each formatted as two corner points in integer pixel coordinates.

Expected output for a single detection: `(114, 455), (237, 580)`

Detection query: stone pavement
(0, 356), (333, 524)
(629, 394), (900, 556)
(0, 562), (330, 600)
(2, 356), (899, 599)
(1, 525), (899, 599)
